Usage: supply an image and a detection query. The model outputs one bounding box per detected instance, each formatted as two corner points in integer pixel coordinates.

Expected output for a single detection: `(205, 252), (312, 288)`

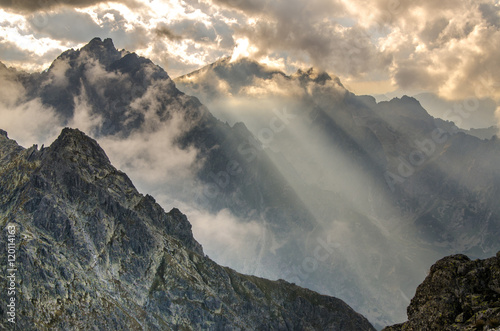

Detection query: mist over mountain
(0, 128), (375, 330)
(176, 56), (500, 326)
(1, 38), (500, 328)
(0, 37), (314, 278)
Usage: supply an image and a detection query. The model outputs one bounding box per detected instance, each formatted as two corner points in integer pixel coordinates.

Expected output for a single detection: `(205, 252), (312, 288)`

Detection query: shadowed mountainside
(0, 128), (375, 330)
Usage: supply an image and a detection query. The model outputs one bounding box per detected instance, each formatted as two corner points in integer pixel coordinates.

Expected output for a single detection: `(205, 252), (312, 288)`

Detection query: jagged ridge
(0, 128), (375, 330)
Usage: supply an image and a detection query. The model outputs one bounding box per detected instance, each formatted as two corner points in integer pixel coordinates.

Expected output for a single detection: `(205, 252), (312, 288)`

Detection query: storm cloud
(1, 0), (499, 116)
(1, 0), (500, 145)
(0, 0), (139, 13)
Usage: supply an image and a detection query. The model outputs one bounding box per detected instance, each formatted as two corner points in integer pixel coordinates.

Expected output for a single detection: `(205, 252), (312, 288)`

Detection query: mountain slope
(0, 128), (375, 330)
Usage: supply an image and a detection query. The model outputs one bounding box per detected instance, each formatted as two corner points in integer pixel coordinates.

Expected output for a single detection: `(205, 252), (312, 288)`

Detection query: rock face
(0, 128), (375, 330)
(383, 253), (500, 331)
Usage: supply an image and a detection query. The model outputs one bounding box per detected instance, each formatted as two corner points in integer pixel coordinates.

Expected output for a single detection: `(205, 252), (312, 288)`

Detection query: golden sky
(0, 0), (499, 102)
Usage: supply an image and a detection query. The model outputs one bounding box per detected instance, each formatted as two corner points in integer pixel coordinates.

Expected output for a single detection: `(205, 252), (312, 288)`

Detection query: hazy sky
(1, 0), (499, 103)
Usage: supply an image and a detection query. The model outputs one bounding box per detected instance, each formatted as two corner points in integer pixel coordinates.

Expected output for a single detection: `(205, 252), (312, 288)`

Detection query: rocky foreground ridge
(0, 128), (374, 330)
(384, 253), (500, 331)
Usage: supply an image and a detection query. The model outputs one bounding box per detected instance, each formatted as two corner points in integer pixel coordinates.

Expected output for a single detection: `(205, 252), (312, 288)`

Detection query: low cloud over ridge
(0, 0), (499, 118)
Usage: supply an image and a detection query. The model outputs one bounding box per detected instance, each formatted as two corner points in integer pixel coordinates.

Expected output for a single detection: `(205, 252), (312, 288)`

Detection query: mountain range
(176, 55), (500, 326)
(1, 37), (499, 328)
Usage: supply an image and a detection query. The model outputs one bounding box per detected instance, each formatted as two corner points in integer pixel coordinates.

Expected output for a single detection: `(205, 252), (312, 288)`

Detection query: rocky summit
(383, 252), (500, 331)
(0, 128), (374, 330)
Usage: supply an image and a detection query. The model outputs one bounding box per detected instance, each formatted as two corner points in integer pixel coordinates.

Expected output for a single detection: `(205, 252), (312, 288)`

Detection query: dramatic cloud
(0, 64), (63, 145)
(0, 39), (38, 62)
(68, 86), (104, 136)
(371, 0), (500, 103)
(1, 0), (499, 127)
(185, 207), (270, 275)
(28, 9), (107, 42)
(154, 23), (182, 41)
(98, 116), (200, 188)
(0, 0), (139, 13)
(1, 0), (499, 116)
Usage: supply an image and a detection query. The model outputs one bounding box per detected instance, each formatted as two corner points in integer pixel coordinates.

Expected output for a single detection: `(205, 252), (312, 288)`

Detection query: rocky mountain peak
(53, 127), (107, 153)
(293, 67), (335, 85)
(384, 252), (500, 330)
(83, 37), (117, 53)
(79, 37), (123, 67)
(45, 127), (112, 170)
(0, 130), (25, 168)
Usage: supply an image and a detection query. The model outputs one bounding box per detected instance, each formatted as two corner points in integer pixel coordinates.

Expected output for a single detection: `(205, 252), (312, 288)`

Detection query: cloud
(183, 207), (272, 275)
(1, 0), (499, 123)
(217, 0), (379, 76)
(0, 0), (139, 13)
(98, 114), (200, 188)
(0, 64), (63, 146)
(0, 98), (63, 146)
(0, 39), (36, 62)
(81, 55), (129, 89)
(68, 85), (104, 136)
(479, 2), (500, 27)
(42, 57), (71, 88)
(28, 9), (104, 42)
(169, 19), (218, 44)
(392, 61), (440, 91)
(26, 7), (149, 49)
(204, 0), (500, 108)
(351, 0), (500, 109)
(0, 36), (64, 71)
(496, 106), (500, 127)
(154, 23), (182, 41)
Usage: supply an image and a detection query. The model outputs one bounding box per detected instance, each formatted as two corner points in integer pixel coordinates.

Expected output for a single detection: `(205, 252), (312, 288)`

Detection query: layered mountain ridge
(1, 37), (500, 328)
(0, 128), (375, 330)
(176, 55), (500, 326)
(177, 55), (500, 256)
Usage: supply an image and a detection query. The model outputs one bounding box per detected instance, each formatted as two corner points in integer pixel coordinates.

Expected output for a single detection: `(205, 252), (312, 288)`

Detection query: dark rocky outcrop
(0, 128), (375, 330)
(383, 253), (500, 331)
